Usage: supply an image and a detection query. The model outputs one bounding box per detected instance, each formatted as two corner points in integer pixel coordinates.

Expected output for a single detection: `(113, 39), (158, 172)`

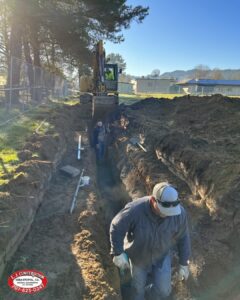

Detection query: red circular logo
(8, 269), (48, 294)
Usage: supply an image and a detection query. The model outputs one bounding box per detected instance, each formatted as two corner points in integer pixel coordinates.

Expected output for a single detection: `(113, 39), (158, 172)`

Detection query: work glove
(178, 265), (189, 281)
(113, 253), (130, 271)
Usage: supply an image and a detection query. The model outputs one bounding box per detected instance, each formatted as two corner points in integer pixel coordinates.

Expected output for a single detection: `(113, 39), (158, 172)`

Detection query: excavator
(80, 41), (120, 122)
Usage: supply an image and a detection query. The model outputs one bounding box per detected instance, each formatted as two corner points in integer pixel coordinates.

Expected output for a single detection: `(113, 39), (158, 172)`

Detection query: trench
(97, 104), (240, 300)
(95, 156), (195, 300)
(1, 101), (240, 300)
(91, 114), (205, 299)
(96, 160), (133, 300)
(100, 142), (195, 300)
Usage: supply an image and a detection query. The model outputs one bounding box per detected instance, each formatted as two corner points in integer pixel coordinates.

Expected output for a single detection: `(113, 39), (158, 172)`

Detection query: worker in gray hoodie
(110, 182), (191, 300)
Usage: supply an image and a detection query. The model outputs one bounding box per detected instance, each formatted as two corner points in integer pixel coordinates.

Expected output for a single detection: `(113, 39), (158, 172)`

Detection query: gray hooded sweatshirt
(110, 197), (191, 267)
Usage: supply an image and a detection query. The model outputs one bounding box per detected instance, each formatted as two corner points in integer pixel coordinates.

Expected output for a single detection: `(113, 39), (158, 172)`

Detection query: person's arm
(178, 229), (191, 266)
(177, 211), (191, 266)
(177, 210), (191, 281)
(110, 204), (134, 256)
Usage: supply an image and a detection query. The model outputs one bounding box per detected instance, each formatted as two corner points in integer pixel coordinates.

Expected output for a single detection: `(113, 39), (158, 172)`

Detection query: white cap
(97, 121), (103, 126)
(152, 182), (181, 216)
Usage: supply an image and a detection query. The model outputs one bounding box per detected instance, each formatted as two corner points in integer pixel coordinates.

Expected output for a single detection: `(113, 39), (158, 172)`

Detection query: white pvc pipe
(77, 135), (81, 160)
(70, 169), (85, 214)
(137, 142), (147, 152)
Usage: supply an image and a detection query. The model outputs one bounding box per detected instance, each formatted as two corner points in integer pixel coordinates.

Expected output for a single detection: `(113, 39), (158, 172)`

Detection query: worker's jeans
(95, 142), (105, 162)
(130, 255), (172, 300)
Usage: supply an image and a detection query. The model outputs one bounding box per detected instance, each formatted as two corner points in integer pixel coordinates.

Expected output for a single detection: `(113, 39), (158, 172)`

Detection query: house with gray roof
(177, 79), (240, 96)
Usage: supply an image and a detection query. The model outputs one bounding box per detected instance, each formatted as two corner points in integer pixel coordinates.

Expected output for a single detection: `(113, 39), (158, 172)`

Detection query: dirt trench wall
(154, 133), (240, 223)
(116, 96), (240, 227)
(0, 106), (74, 277)
(72, 178), (121, 300)
(108, 96), (240, 299)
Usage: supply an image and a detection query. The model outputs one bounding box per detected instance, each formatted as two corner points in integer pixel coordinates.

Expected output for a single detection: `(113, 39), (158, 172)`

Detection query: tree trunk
(2, 2), (10, 67)
(23, 34), (34, 100)
(6, 17), (22, 106)
(30, 24), (42, 102)
(78, 64), (82, 91)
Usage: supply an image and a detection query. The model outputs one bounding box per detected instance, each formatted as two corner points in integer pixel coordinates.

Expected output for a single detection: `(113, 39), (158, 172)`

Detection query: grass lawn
(51, 97), (80, 106)
(0, 103), (57, 185)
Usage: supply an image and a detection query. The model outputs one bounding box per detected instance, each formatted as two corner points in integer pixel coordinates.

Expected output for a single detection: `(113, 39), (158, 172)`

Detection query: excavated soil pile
(0, 103), (121, 300)
(108, 95), (240, 300)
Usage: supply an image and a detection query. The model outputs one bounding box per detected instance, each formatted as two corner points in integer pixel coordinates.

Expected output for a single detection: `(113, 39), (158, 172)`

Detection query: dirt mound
(0, 105), (73, 277)
(109, 95), (240, 299)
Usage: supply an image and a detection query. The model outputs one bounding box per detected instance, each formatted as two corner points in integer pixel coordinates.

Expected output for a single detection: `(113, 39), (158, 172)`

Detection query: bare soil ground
(1, 95), (240, 300)
(0, 103), (120, 300)
(109, 95), (240, 299)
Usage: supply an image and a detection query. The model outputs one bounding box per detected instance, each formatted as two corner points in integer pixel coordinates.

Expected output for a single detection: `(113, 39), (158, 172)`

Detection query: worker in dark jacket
(110, 182), (191, 300)
(93, 121), (106, 163)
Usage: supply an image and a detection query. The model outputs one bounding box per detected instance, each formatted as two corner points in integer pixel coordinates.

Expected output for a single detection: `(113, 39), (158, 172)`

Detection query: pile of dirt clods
(108, 95), (240, 300)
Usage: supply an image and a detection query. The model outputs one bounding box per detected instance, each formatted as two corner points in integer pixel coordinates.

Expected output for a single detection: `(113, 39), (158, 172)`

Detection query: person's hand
(178, 265), (189, 281)
(113, 253), (130, 270)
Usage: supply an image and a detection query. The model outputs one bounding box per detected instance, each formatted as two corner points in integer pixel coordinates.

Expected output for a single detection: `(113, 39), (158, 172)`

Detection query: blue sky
(105, 0), (240, 76)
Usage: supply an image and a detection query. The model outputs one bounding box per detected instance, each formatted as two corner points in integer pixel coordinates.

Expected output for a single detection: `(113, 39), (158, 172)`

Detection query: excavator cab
(104, 64), (118, 95)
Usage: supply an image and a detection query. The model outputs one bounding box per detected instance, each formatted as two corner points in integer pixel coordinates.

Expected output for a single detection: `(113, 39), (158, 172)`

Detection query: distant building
(177, 79), (240, 96)
(118, 82), (134, 94)
(135, 78), (178, 94)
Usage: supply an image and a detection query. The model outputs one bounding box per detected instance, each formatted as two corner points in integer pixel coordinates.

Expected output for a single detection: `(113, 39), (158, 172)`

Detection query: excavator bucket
(92, 95), (118, 122)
